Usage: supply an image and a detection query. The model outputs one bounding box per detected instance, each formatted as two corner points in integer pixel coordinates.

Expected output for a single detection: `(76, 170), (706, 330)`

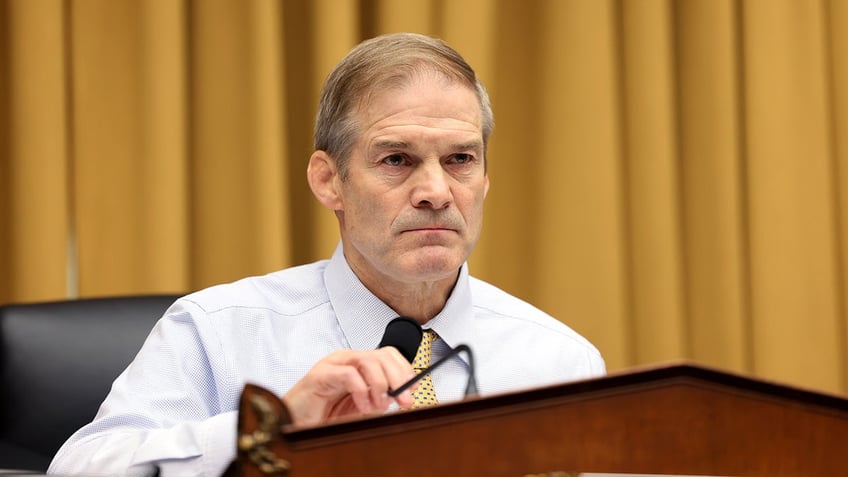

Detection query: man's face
(335, 73), (490, 289)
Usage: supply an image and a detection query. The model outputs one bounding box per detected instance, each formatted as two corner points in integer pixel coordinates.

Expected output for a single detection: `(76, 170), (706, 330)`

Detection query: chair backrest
(0, 295), (179, 471)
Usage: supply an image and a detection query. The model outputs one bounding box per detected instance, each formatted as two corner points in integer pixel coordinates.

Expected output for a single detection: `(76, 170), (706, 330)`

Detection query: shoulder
(469, 276), (603, 359)
(174, 260), (331, 319)
(468, 276), (606, 388)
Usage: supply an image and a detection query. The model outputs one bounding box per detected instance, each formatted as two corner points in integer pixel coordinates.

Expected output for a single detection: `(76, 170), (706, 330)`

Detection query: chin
(405, 250), (465, 280)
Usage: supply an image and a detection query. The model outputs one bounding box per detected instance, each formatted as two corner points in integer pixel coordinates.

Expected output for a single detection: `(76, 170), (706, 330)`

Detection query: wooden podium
(228, 362), (848, 476)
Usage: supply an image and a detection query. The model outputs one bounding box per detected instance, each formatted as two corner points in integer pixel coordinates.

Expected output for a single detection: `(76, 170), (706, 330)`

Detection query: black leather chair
(0, 295), (180, 471)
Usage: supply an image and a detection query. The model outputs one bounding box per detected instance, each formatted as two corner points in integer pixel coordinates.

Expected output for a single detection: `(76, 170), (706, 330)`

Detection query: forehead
(354, 73), (483, 145)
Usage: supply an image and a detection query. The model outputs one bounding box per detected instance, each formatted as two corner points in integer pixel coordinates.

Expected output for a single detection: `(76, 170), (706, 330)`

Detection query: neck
(380, 279), (456, 324)
(347, 262), (460, 325)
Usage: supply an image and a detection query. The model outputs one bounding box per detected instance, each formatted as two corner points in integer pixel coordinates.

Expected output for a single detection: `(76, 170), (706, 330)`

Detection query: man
(49, 32), (604, 476)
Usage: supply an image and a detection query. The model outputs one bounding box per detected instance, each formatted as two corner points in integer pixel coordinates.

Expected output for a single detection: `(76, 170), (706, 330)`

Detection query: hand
(282, 347), (417, 426)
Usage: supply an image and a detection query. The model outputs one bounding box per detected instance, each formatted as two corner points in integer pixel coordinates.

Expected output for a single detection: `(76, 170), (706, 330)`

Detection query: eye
(451, 153), (474, 164)
(382, 154), (406, 166)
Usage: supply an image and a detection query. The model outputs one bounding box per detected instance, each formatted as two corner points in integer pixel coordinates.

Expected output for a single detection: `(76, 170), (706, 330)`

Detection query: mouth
(402, 226), (456, 233)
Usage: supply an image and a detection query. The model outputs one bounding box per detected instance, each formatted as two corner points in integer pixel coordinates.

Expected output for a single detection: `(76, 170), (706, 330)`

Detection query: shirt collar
(324, 242), (478, 359)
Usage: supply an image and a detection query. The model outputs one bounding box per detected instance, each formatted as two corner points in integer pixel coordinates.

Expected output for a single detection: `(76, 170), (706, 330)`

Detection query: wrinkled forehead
(353, 68), (482, 130)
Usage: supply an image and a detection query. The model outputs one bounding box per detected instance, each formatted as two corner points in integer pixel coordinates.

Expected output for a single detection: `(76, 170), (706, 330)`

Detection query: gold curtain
(1, 0), (847, 395)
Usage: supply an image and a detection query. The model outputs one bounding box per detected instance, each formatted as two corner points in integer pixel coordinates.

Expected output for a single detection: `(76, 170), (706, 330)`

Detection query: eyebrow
(452, 140), (484, 151)
(372, 140), (410, 151)
(371, 139), (484, 152)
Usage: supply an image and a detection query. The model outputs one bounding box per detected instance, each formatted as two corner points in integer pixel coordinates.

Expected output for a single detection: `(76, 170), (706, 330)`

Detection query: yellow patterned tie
(410, 329), (439, 408)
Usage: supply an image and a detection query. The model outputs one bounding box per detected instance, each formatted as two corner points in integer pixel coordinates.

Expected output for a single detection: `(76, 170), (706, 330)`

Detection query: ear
(307, 150), (343, 210)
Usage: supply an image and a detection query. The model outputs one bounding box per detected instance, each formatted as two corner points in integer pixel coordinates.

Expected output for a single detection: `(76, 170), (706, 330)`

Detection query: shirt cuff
(202, 410), (239, 476)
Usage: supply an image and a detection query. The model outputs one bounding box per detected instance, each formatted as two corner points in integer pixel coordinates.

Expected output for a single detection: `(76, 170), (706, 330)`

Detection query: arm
(48, 308), (237, 476)
(49, 304), (416, 476)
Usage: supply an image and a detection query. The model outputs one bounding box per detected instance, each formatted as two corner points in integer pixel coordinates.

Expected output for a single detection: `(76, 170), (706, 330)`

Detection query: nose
(410, 161), (452, 210)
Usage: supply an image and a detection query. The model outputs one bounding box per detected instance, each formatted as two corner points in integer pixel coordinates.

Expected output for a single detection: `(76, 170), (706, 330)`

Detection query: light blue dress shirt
(49, 243), (605, 476)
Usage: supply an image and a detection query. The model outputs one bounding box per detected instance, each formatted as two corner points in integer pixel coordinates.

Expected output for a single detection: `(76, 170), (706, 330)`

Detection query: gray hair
(314, 32), (494, 179)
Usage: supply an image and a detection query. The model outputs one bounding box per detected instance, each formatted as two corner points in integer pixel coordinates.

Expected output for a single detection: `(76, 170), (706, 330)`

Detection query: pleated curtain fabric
(3, 0), (848, 396)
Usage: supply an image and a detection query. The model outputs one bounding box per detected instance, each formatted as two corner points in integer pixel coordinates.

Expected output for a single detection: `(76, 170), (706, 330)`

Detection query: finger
(342, 349), (417, 411)
(328, 350), (406, 412)
(373, 347), (417, 407)
(354, 350), (412, 410)
(377, 346), (417, 386)
(328, 363), (375, 414)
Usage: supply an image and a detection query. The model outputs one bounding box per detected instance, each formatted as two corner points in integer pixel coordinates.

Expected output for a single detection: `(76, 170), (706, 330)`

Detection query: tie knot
(413, 329), (437, 371)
